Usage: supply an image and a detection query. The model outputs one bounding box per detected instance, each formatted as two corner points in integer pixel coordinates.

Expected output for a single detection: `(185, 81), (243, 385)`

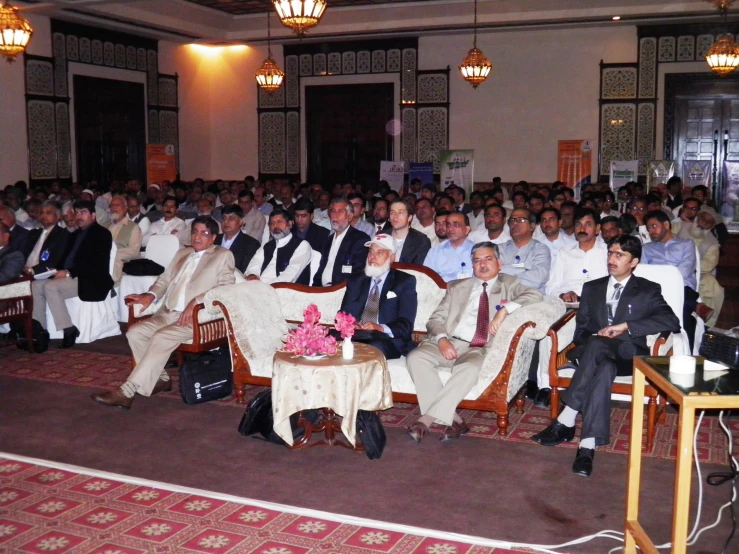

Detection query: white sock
(557, 406), (577, 427)
(579, 437), (596, 450)
(120, 381), (137, 398)
(159, 369), (170, 382)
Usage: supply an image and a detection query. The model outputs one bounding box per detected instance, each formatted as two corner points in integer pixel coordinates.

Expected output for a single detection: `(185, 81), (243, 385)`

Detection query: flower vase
(342, 337), (354, 360)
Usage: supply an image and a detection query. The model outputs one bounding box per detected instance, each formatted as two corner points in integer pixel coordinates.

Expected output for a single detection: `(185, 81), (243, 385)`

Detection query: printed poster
(146, 144), (177, 185)
(609, 160), (639, 194)
(380, 161), (405, 192)
(557, 140), (592, 192)
(681, 160), (712, 190)
(722, 161), (739, 232)
(440, 150), (475, 196)
(408, 162), (434, 186)
(646, 161), (676, 191)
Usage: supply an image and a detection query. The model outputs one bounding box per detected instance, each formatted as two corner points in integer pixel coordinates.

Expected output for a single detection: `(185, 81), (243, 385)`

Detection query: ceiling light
(0, 1), (33, 63)
(612, 16), (621, 21)
(459, 0), (492, 89)
(273, 0), (327, 36)
(255, 11), (284, 94)
(706, 0), (739, 76)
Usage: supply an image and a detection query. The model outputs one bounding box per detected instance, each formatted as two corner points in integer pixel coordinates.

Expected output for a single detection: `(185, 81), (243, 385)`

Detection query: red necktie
(470, 282), (489, 348)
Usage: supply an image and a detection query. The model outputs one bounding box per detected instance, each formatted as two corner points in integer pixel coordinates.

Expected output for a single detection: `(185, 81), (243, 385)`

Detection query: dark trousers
(561, 336), (647, 447)
(356, 337), (402, 360)
(683, 286), (699, 352)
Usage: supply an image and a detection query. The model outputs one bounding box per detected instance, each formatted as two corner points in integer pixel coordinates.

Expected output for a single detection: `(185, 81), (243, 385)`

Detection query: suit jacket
(294, 223), (330, 254)
(457, 203), (473, 215)
(397, 228), (432, 265)
(216, 232), (260, 273)
(150, 245), (235, 308)
(63, 223), (114, 302)
(21, 225), (70, 274)
(572, 275), (680, 356)
(0, 247), (24, 285)
(8, 225), (29, 253)
(312, 225), (370, 286)
(340, 269), (418, 355)
(427, 273), (542, 347)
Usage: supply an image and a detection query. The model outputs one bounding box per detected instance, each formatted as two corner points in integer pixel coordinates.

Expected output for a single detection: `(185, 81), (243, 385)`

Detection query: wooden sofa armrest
(546, 309), (578, 385)
(650, 331), (673, 356)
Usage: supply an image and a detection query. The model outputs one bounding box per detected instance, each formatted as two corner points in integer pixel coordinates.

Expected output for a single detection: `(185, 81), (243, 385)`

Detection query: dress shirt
(241, 208), (267, 243)
(167, 250), (205, 311)
(220, 233), (239, 250)
(536, 229), (576, 263)
(642, 237), (697, 290)
(468, 226), (511, 245)
(637, 224), (651, 244)
(498, 238), (551, 291)
(410, 219), (439, 247)
(468, 210), (485, 231)
(608, 275), (632, 298)
(364, 270), (393, 337)
(607, 274), (632, 325)
(14, 208), (29, 224)
(353, 219), (375, 239)
(423, 239), (475, 282)
(545, 241), (609, 297)
(321, 228), (349, 286)
(26, 227), (51, 268)
(143, 216), (187, 247)
(245, 234), (312, 284)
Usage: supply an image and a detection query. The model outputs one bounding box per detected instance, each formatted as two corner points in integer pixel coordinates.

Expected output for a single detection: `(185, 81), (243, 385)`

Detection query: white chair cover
(137, 217), (151, 237)
(46, 243), (121, 343)
(309, 250), (321, 284)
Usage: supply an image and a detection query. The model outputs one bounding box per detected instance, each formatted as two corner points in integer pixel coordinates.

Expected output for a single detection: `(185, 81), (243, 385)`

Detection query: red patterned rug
(1, 349), (737, 464)
(0, 455), (533, 554)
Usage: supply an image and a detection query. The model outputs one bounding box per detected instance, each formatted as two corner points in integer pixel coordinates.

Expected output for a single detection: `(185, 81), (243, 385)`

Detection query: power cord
(705, 412), (737, 554)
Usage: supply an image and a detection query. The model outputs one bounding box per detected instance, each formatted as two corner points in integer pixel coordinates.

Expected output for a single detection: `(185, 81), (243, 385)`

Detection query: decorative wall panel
(677, 36), (695, 61)
(285, 55), (299, 108)
(126, 46), (137, 69)
(658, 36), (675, 61)
(417, 73), (448, 104)
(401, 107), (417, 168)
(137, 48), (147, 71)
(638, 38), (656, 98)
(417, 107), (447, 172)
(79, 38), (91, 63)
(54, 59), (67, 98)
(342, 51), (356, 74)
(91, 40), (103, 65)
(371, 50), (385, 73)
(260, 112), (286, 174)
(158, 77), (178, 107)
(147, 50), (158, 106)
(55, 103), (71, 178)
(599, 103), (636, 175)
(313, 53), (326, 75)
(258, 84), (285, 108)
(387, 49), (401, 72)
(27, 101), (57, 180)
(327, 52), (341, 75)
(401, 48), (417, 103)
(696, 35), (714, 59)
(601, 67), (637, 99)
(299, 54), (312, 76)
(53, 33), (65, 59)
(115, 43), (126, 68)
(636, 103), (655, 175)
(26, 60), (55, 96)
(66, 35), (79, 61)
(159, 110), (179, 170)
(148, 109), (160, 144)
(103, 42), (114, 66)
(286, 111), (300, 174)
(357, 51), (370, 73)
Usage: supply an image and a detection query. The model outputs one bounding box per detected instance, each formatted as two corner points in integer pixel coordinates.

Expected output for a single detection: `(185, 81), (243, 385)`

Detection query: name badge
(457, 272), (471, 280)
(342, 265), (352, 273)
(512, 263), (525, 269)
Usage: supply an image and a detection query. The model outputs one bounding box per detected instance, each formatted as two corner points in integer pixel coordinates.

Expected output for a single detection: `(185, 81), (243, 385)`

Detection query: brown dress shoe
(440, 419), (470, 442)
(91, 390), (133, 409)
(407, 421), (429, 443)
(151, 378), (173, 395)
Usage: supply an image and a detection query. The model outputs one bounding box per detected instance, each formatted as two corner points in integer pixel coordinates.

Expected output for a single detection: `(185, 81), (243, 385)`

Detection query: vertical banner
(380, 161), (405, 192)
(408, 162), (434, 185)
(681, 160), (712, 189)
(146, 144), (177, 185)
(439, 150), (475, 196)
(722, 161), (739, 232)
(609, 160), (639, 193)
(646, 160), (676, 191)
(557, 140), (592, 195)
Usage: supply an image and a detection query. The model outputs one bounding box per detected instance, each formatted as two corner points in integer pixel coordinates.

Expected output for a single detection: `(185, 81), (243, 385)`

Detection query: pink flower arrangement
(334, 312), (356, 339)
(283, 304), (337, 356)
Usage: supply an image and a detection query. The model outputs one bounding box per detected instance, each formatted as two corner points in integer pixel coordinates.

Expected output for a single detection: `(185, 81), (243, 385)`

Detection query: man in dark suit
(21, 201), (69, 277)
(30, 201), (114, 352)
(313, 198), (370, 287)
(388, 199), (431, 265)
(371, 199), (392, 235)
(0, 223), (24, 285)
(532, 234), (680, 477)
(292, 197), (330, 253)
(340, 234), (418, 359)
(0, 206), (30, 253)
(215, 205), (259, 273)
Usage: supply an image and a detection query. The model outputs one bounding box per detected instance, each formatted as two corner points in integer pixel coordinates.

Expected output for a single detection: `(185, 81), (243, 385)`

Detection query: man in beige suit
(406, 241), (542, 442)
(106, 195), (143, 282)
(91, 216), (235, 409)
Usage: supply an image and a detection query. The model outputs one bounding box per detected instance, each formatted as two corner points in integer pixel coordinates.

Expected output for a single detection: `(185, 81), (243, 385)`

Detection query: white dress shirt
(468, 210), (485, 231)
(220, 233), (238, 250)
(164, 250), (205, 311)
(26, 227), (51, 268)
(246, 234), (312, 284)
(410, 218), (439, 247)
(545, 241), (609, 297)
(468, 226), (511, 245)
(536, 229), (576, 264)
(143, 216), (187, 248)
(321, 228), (349, 286)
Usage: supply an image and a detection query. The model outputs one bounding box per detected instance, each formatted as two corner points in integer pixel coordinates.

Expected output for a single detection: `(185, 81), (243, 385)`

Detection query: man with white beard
(682, 210), (724, 326)
(106, 195), (143, 282)
(245, 208), (312, 284)
(338, 234), (418, 359)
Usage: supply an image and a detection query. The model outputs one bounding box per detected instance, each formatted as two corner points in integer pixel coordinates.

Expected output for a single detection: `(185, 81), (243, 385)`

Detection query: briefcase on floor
(178, 348), (232, 404)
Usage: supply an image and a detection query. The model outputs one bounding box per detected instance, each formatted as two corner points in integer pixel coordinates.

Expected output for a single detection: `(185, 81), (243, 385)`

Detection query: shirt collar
(475, 275), (498, 288)
(609, 274), (631, 290)
(369, 269), (390, 288)
(276, 234), (293, 247)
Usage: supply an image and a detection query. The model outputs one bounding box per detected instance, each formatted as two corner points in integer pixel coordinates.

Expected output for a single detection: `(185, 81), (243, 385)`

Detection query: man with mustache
(106, 195), (143, 282)
(245, 208), (312, 284)
(142, 197), (187, 249)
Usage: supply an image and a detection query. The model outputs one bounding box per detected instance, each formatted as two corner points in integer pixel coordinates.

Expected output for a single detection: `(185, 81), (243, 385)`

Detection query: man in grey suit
(406, 241), (542, 442)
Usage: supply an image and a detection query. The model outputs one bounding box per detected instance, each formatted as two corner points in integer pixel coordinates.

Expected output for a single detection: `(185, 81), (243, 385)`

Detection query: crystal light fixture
(255, 10), (284, 94)
(0, 1), (33, 63)
(459, 0), (491, 88)
(273, 0), (327, 36)
(706, 0), (739, 76)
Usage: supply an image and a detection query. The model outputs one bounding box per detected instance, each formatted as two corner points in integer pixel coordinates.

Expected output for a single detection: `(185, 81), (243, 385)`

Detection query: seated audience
(254, 186), (273, 216)
(107, 195), (143, 282)
(292, 198), (330, 253)
(0, 206), (30, 252)
(339, 234), (418, 359)
(532, 235), (679, 477)
(313, 198), (370, 286)
(238, 190), (267, 242)
(534, 207), (575, 262)
(468, 191), (485, 230)
(627, 198), (650, 243)
(527, 193), (546, 221)
(216, 205), (260, 273)
(498, 208), (551, 291)
(348, 193), (375, 238)
(672, 197), (701, 238)
(21, 201), (69, 277)
(665, 176), (683, 210)
(449, 186), (471, 214)
(691, 210), (724, 326)
(372, 199), (391, 235)
(126, 196), (147, 225)
(410, 198), (438, 247)
(407, 241), (542, 442)
(143, 198), (187, 248)
(388, 199), (431, 264)
(91, 217), (235, 409)
(423, 212), (475, 282)
(599, 215), (622, 242)
(246, 208), (312, 284)
(0, 223), (24, 284)
(559, 201), (577, 237)
(469, 204), (511, 245)
(616, 185), (632, 213)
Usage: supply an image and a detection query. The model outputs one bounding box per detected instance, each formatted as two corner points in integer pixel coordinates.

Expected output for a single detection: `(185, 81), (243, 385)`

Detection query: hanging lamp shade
(255, 54), (285, 93)
(706, 33), (739, 76)
(273, 0), (327, 35)
(459, 46), (492, 88)
(0, 1), (33, 63)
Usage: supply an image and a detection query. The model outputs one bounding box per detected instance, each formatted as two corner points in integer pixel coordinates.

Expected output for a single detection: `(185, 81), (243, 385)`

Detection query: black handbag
(178, 348), (232, 404)
(122, 258), (165, 276)
(238, 390), (319, 445)
(356, 410), (386, 460)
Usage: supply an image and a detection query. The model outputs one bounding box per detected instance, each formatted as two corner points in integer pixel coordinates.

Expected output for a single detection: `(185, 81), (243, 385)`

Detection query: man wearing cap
(339, 234), (418, 359)
(406, 241), (542, 442)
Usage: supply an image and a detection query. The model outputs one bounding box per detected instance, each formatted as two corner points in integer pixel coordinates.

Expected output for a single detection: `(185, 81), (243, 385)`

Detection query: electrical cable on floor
(703, 412), (736, 554)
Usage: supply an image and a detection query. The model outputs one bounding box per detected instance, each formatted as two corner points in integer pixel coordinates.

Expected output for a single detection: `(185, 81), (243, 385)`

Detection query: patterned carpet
(2, 348), (738, 464)
(0, 455), (532, 554)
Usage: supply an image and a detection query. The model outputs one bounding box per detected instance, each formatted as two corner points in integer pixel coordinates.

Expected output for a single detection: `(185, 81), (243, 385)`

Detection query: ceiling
(181, 0), (423, 17)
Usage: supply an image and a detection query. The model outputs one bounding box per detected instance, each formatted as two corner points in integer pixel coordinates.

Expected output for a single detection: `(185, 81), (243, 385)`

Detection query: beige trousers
(126, 309), (193, 396)
(407, 338), (487, 426)
(32, 278), (78, 330)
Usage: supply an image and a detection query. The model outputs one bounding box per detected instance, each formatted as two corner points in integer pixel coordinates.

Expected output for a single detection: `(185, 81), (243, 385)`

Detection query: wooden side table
(625, 356), (739, 554)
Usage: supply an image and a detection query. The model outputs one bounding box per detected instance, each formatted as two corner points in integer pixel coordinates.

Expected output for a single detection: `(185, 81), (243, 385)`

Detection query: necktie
(607, 283), (622, 325)
(165, 253), (199, 311)
(612, 282), (622, 301)
(470, 282), (490, 348)
(360, 278), (381, 324)
(26, 229), (49, 268)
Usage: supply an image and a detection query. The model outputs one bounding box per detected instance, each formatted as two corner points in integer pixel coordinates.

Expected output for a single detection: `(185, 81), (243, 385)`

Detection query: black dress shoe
(525, 379), (539, 400)
(59, 325), (80, 349)
(531, 419), (576, 446)
(572, 447), (595, 477)
(533, 388), (551, 409)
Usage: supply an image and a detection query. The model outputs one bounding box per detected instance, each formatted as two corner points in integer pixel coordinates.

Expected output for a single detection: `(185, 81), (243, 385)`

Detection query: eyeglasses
(191, 229), (212, 237)
(507, 217), (530, 224)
